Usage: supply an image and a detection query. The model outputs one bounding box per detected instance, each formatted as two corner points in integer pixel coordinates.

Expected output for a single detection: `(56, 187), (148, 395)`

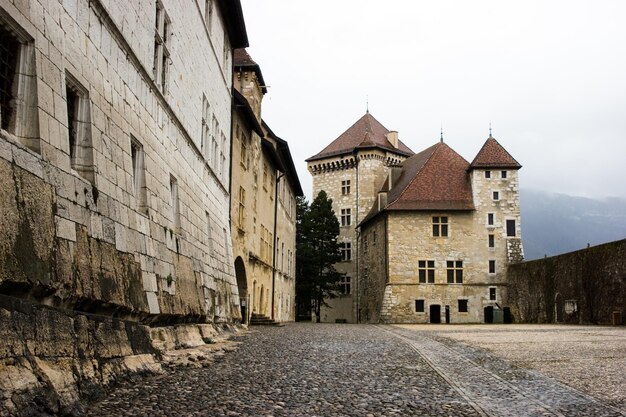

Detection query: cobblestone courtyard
(88, 324), (625, 417)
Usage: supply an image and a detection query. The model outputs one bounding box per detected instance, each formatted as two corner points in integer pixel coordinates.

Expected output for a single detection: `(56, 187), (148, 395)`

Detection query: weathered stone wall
(507, 239), (626, 325)
(358, 215), (387, 323)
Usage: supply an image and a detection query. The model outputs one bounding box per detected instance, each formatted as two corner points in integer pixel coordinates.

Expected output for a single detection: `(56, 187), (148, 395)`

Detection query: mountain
(519, 189), (626, 260)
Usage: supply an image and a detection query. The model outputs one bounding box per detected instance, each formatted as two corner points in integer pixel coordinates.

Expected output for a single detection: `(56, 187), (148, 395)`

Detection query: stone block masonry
(0, 0), (247, 413)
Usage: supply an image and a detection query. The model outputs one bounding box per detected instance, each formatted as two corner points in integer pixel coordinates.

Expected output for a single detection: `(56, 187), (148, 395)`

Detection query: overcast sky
(240, 0), (626, 201)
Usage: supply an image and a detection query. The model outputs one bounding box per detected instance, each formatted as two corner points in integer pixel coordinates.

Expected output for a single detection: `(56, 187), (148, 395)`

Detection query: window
(341, 180), (351, 195)
(432, 216), (448, 237)
(211, 115), (219, 167)
(341, 242), (352, 261)
(418, 260), (435, 284)
(263, 163), (268, 190)
(220, 131), (227, 180)
(363, 235), (368, 255)
(488, 234), (495, 248)
(492, 191), (500, 201)
(565, 300), (577, 314)
(170, 175), (180, 231)
(0, 21), (39, 152)
(501, 170), (507, 179)
(238, 186), (246, 228)
(130, 137), (148, 214)
(458, 299), (468, 313)
(372, 231), (377, 245)
(339, 275), (351, 295)
(506, 219), (516, 237)
(446, 261), (463, 284)
(489, 287), (496, 301)
(487, 213), (495, 226)
(485, 170), (491, 179)
(489, 260), (496, 274)
(205, 211), (213, 251)
(415, 300), (425, 313)
(153, 1), (170, 92)
(201, 95), (211, 160)
(65, 72), (94, 182)
(341, 208), (351, 226)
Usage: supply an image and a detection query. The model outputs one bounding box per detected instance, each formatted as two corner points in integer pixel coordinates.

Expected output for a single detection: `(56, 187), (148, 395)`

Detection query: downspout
(354, 151), (360, 323)
(271, 171), (285, 320)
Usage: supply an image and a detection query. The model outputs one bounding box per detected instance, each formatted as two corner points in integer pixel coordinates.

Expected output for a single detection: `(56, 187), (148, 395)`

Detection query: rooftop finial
(440, 126), (444, 143)
(489, 122), (493, 138)
(366, 95), (369, 113)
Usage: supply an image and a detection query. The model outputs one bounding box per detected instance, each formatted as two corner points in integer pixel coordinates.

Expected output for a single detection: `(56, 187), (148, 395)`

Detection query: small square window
(485, 170), (491, 179)
(492, 191), (500, 201)
(501, 170), (507, 179)
(489, 260), (496, 274)
(458, 299), (468, 313)
(415, 300), (425, 313)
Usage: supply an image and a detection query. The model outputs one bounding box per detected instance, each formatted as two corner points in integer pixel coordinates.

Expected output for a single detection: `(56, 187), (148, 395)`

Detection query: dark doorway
(445, 305), (450, 324)
(234, 257), (247, 324)
(484, 306), (494, 323)
(430, 304), (441, 323)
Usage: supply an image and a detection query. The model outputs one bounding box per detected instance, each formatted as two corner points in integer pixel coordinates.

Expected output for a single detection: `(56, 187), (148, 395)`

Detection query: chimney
(389, 167), (402, 190)
(378, 191), (388, 211)
(386, 131), (399, 148)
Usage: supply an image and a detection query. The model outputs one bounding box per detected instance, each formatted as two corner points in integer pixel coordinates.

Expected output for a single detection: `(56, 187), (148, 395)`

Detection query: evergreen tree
(295, 191), (343, 322)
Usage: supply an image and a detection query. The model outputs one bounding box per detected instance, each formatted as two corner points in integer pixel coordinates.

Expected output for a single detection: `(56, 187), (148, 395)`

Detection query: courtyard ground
(87, 323), (625, 417)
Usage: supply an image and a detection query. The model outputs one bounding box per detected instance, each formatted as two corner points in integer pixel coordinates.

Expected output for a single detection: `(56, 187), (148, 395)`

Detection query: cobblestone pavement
(87, 324), (625, 417)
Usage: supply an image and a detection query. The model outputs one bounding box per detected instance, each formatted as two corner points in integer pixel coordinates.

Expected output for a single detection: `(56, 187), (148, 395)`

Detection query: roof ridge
(386, 142), (441, 207)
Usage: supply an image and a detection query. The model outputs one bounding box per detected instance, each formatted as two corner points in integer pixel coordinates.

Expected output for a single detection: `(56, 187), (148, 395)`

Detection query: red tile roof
(469, 136), (521, 169)
(361, 142), (474, 225)
(234, 48), (267, 94)
(306, 113), (413, 161)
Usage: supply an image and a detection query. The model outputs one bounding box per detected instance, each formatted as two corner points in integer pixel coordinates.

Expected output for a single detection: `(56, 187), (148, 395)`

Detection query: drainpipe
(271, 171), (285, 320)
(354, 151), (360, 323)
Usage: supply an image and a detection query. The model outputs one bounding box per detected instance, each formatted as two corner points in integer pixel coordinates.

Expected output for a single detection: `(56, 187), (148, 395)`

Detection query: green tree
(296, 191), (343, 322)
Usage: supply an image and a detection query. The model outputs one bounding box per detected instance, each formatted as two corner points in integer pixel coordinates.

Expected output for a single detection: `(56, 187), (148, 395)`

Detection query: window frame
(458, 299), (469, 313)
(488, 234), (495, 248)
(339, 275), (351, 295)
(130, 136), (148, 215)
(489, 260), (496, 274)
(340, 208), (352, 227)
(341, 179), (351, 195)
(485, 170), (491, 179)
(432, 216), (449, 237)
(415, 299), (425, 313)
(153, 1), (170, 93)
(341, 241), (352, 261)
(446, 260), (463, 284)
(418, 260), (435, 284)
(65, 72), (94, 183)
(506, 219), (516, 237)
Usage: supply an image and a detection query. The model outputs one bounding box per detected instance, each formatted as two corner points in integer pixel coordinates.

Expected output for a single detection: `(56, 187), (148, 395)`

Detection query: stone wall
(358, 215), (387, 323)
(507, 239), (626, 325)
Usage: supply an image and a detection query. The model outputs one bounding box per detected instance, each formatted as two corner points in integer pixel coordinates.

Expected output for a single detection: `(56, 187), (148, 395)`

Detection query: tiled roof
(306, 113), (413, 161)
(234, 48), (256, 66)
(361, 142), (474, 225)
(469, 136), (521, 169)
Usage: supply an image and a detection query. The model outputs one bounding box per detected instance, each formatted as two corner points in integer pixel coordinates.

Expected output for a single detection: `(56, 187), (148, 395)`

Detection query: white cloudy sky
(240, 0), (626, 200)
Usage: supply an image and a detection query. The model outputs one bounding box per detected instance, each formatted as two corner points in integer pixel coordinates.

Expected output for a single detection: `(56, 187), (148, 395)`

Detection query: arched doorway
(234, 257), (248, 324)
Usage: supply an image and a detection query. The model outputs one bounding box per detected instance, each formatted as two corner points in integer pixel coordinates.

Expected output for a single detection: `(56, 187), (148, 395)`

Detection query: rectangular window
(501, 170), (507, 179)
(170, 175), (180, 232)
(205, 211), (213, 251)
(339, 275), (351, 295)
(418, 260), (435, 284)
(263, 164), (268, 190)
(211, 116), (219, 167)
(489, 260), (496, 274)
(506, 219), (516, 237)
(65, 72), (94, 182)
(220, 131), (227, 180)
(489, 287), (497, 301)
(488, 234), (495, 248)
(415, 300), (425, 313)
(432, 216), (449, 237)
(446, 260), (463, 284)
(130, 137), (148, 214)
(341, 208), (351, 226)
(201, 95), (211, 160)
(458, 299), (468, 313)
(341, 242), (352, 261)
(363, 235), (368, 255)
(238, 186), (246, 228)
(341, 180), (351, 195)
(492, 191), (500, 201)
(153, 1), (170, 92)
(0, 22), (39, 152)
(487, 213), (495, 226)
(485, 170), (491, 179)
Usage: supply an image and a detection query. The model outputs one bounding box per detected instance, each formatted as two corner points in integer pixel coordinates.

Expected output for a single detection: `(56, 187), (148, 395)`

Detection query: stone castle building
(0, 0), (256, 411)
(308, 113), (523, 323)
(306, 112), (414, 322)
(231, 49), (302, 324)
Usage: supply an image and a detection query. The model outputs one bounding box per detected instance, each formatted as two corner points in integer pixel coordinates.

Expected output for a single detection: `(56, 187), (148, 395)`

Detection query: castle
(308, 112), (524, 323)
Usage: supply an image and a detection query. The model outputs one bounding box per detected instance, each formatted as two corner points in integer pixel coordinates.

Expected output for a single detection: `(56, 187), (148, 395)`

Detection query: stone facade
(231, 50), (302, 323)
(0, 0), (248, 411)
(307, 114), (412, 322)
